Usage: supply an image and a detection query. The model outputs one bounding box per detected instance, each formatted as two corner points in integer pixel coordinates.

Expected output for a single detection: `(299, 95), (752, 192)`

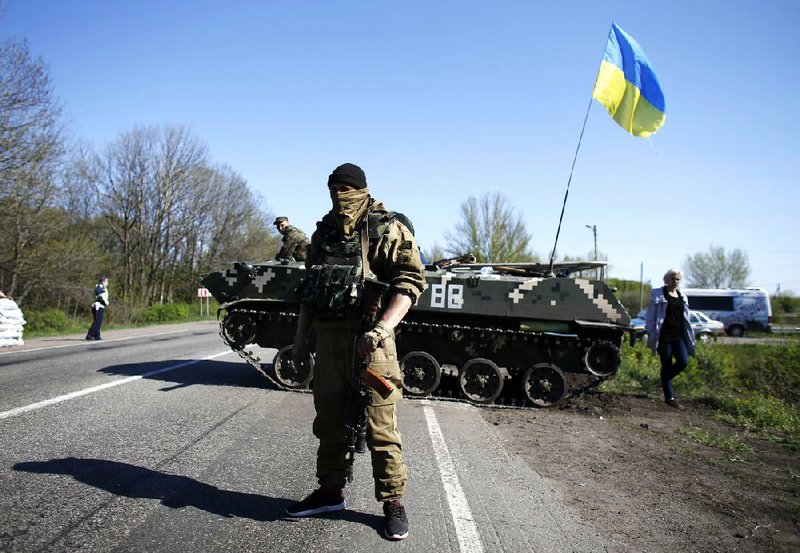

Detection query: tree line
(0, 38), (278, 314)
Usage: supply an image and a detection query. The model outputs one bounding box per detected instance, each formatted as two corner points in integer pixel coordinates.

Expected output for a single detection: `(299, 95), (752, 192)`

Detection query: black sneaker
(383, 500), (409, 540)
(286, 488), (346, 517)
(665, 398), (685, 410)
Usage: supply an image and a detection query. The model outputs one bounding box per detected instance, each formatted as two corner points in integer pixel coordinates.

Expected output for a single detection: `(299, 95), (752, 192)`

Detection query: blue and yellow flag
(593, 23), (665, 137)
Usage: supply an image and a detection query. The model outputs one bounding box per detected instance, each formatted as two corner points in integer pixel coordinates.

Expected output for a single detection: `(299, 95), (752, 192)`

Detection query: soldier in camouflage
(274, 216), (310, 261)
(285, 163), (425, 541)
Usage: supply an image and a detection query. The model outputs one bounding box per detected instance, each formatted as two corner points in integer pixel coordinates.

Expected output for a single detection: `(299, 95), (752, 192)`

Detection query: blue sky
(3, 1), (799, 293)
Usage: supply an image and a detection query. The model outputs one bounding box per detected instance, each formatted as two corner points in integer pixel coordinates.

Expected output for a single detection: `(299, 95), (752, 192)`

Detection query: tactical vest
(295, 208), (409, 317)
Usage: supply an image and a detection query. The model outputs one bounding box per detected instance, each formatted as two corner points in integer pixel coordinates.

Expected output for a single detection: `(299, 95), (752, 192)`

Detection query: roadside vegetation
(676, 426), (753, 453)
(772, 294), (800, 327)
(602, 341), (800, 446)
(23, 301), (219, 338)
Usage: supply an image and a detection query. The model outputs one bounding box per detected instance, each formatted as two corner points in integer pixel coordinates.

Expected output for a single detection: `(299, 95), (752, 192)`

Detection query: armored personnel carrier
(201, 259), (631, 407)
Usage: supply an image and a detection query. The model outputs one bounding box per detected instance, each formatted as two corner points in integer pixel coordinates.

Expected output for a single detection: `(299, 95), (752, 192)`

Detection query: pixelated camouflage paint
(202, 260), (630, 327)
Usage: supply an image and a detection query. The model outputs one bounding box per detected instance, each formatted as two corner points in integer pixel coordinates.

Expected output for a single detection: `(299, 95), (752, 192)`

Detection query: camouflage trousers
(311, 319), (407, 501)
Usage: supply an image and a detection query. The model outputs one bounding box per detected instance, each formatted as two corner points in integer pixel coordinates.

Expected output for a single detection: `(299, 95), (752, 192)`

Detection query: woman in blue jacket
(645, 269), (695, 409)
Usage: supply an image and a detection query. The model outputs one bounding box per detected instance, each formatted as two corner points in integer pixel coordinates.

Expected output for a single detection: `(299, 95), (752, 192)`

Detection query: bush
(731, 343), (800, 404)
(600, 341), (661, 394)
(715, 393), (800, 437)
(677, 343), (736, 397)
(24, 309), (71, 333)
(136, 303), (191, 323)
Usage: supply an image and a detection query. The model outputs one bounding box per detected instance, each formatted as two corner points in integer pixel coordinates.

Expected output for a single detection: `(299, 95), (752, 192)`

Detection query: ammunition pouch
(295, 264), (363, 317)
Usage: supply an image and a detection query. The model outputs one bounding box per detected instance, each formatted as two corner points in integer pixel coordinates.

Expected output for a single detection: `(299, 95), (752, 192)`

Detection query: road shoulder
(481, 393), (800, 552)
(1, 320), (219, 353)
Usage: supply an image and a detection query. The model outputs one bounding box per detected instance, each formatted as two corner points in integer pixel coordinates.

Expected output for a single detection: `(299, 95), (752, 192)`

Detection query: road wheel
(400, 351), (441, 396)
(698, 332), (711, 343)
(273, 345), (314, 389)
(221, 312), (257, 348)
(521, 363), (567, 407)
(458, 358), (503, 404)
(728, 325), (745, 337)
(584, 342), (621, 377)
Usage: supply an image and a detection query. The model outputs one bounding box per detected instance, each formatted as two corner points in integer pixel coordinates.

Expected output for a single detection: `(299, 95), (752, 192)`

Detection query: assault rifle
(344, 278), (393, 482)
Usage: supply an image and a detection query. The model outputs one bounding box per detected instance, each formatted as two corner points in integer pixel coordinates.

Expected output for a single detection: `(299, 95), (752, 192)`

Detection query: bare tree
(91, 126), (152, 299)
(0, 39), (283, 311)
(195, 164), (278, 268)
(422, 240), (446, 264)
(88, 126), (277, 306)
(0, 38), (65, 300)
(444, 192), (536, 262)
(0, 39), (63, 176)
(684, 245), (751, 288)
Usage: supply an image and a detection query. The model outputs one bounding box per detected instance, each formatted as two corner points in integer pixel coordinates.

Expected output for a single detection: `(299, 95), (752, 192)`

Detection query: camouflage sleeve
(372, 220), (426, 302)
(286, 228), (302, 245)
(289, 229), (310, 260)
(275, 238), (290, 260)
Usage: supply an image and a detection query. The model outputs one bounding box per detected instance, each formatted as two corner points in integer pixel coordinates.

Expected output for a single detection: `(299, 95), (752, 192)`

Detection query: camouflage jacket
(306, 200), (426, 304)
(276, 225), (310, 261)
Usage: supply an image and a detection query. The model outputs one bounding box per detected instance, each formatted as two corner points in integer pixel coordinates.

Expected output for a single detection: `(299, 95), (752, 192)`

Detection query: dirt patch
(481, 392), (800, 553)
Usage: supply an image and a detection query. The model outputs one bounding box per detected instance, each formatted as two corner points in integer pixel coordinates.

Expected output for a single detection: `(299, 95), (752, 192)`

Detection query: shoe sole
(286, 500), (346, 517)
(384, 528), (409, 540)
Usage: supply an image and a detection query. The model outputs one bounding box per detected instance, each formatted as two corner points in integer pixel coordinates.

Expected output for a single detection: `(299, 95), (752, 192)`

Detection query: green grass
(677, 426), (753, 452)
(713, 394), (800, 436)
(22, 302), (218, 339)
(604, 341), (800, 443)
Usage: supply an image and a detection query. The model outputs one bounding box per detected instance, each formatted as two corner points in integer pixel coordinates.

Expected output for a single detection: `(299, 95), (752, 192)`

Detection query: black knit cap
(328, 163), (367, 189)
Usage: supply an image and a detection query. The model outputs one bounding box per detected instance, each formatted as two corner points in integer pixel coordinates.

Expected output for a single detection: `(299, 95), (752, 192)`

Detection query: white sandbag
(0, 336), (23, 347)
(0, 328), (22, 339)
(0, 308), (23, 321)
(0, 298), (25, 347)
(0, 298), (24, 321)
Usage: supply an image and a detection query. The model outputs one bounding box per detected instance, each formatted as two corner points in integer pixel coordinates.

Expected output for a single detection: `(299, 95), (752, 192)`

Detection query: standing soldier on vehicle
(286, 162), (425, 541)
(274, 216), (310, 261)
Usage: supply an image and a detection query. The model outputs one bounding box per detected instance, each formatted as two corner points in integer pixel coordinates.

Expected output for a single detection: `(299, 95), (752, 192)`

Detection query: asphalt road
(0, 322), (607, 552)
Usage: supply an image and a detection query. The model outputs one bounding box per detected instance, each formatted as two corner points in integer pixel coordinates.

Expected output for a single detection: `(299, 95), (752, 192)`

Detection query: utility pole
(585, 224), (598, 279)
(585, 224), (597, 260)
(639, 262), (644, 312)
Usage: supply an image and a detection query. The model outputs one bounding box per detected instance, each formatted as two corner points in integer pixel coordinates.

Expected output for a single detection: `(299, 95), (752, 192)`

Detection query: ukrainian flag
(593, 23), (665, 137)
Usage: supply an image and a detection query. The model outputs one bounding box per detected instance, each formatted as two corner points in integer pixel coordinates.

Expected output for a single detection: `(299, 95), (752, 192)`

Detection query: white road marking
(422, 401), (484, 553)
(0, 328), (207, 356)
(0, 350), (234, 420)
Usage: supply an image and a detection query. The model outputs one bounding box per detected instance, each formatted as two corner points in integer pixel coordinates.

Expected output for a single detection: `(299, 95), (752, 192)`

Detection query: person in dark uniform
(274, 216), (310, 261)
(86, 276), (110, 341)
(645, 269), (696, 408)
(285, 163), (426, 541)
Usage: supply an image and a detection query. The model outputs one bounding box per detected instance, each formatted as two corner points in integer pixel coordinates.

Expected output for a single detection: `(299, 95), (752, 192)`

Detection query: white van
(681, 287), (772, 337)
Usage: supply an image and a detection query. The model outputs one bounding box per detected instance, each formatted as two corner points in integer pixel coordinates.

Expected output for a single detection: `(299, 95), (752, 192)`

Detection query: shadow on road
(13, 458), (381, 530)
(99, 359), (275, 390)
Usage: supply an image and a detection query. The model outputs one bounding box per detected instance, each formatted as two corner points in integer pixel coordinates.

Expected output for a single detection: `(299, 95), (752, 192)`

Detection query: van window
(687, 296), (734, 311)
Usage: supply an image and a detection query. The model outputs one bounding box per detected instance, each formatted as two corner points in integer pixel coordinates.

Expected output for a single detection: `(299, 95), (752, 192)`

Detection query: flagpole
(546, 23), (612, 277)
(545, 94), (594, 276)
